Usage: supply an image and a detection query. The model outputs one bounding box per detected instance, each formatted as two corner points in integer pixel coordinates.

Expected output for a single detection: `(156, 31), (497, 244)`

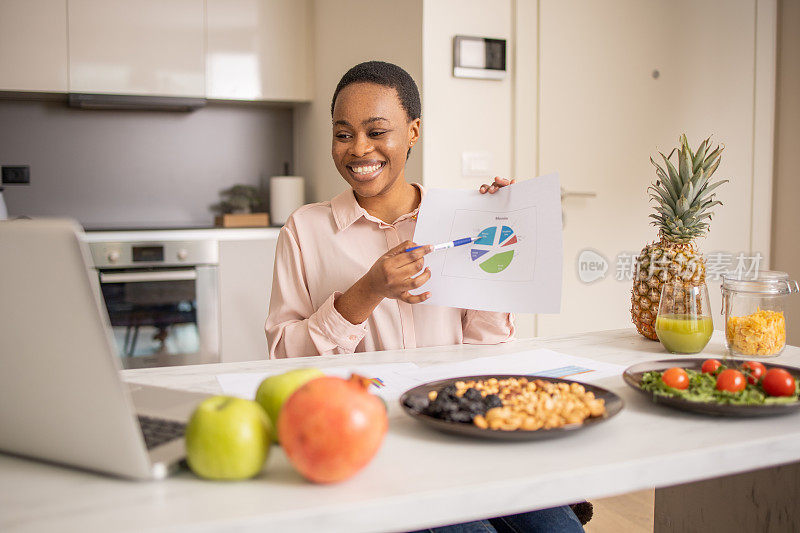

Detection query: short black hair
(330, 61), (421, 122)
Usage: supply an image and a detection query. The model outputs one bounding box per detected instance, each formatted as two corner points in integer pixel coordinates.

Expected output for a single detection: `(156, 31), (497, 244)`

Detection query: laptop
(0, 218), (210, 480)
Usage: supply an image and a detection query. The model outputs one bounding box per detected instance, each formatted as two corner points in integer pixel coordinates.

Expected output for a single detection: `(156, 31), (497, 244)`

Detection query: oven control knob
(177, 249), (189, 261)
(107, 250), (120, 263)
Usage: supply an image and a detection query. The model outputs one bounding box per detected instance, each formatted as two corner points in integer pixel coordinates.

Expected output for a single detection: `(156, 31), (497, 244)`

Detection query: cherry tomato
(762, 368), (797, 397)
(662, 367), (689, 390)
(716, 369), (746, 393)
(741, 361), (767, 385)
(701, 359), (722, 374)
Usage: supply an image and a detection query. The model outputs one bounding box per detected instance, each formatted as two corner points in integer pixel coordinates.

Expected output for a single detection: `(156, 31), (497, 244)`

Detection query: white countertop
(3, 329), (800, 532)
(82, 227), (281, 242)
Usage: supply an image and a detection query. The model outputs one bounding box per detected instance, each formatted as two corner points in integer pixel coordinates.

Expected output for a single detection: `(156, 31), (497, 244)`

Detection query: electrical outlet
(2, 165), (30, 185)
(461, 151), (492, 177)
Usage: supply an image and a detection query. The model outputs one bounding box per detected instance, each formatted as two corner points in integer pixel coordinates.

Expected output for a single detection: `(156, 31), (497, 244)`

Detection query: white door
(534, 0), (772, 336)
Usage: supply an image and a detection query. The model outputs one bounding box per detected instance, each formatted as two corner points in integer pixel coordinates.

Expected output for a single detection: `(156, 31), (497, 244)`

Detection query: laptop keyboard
(137, 415), (186, 450)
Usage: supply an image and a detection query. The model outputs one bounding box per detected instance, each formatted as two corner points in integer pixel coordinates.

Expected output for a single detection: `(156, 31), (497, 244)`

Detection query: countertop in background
(83, 226), (281, 242)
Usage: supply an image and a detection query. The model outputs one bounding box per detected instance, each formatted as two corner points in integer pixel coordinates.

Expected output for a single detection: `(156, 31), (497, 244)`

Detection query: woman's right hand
(334, 241), (432, 325)
(363, 240), (432, 303)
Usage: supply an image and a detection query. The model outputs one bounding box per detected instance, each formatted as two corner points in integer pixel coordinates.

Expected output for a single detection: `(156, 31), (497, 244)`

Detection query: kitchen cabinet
(206, 0), (312, 101)
(67, 0), (205, 97)
(0, 0), (68, 92)
(218, 237), (279, 362)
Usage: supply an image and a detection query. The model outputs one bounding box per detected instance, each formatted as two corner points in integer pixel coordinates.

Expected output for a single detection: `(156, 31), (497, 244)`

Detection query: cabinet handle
(99, 270), (197, 283)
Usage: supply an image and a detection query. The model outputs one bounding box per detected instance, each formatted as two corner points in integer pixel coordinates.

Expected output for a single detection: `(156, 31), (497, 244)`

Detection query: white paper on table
(411, 173), (563, 313)
(400, 349), (625, 384)
(215, 362), (424, 402)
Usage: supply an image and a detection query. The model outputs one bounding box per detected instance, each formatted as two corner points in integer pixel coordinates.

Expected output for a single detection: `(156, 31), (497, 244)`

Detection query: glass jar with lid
(721, 271), (799, 357)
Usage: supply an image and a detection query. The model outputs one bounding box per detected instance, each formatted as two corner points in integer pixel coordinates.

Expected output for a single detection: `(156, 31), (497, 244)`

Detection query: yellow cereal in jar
(726, 308), (786, 356)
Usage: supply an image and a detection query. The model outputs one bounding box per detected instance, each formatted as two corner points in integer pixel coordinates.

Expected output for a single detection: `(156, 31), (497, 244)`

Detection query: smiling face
(331, 82), (420, 199)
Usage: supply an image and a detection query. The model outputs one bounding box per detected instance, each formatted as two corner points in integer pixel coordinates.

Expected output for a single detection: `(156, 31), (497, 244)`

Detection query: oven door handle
(99, 270), (197, 283)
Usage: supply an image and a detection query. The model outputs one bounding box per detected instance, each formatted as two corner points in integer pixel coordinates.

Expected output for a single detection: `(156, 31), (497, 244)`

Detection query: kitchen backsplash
(0, 98), (293, 227)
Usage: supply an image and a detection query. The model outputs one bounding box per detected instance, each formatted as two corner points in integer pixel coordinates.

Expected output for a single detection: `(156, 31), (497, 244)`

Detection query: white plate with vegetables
(623, 358), (800, 417)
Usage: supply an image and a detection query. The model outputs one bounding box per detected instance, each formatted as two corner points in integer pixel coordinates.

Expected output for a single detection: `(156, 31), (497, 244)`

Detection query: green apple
(185, 395), (272, 480)
(255, 368), (323, 442)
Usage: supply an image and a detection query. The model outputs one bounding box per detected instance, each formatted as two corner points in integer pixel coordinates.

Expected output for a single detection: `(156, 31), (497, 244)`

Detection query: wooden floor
(584, 489), (654, 533)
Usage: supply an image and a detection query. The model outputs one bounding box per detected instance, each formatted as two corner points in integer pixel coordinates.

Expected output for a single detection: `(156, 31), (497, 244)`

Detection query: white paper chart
(413, 174), (562, 313)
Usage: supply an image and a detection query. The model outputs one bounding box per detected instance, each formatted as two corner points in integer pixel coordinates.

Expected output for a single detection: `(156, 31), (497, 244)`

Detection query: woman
(266, 61), (515, 358)
(266, 61), (583, 533)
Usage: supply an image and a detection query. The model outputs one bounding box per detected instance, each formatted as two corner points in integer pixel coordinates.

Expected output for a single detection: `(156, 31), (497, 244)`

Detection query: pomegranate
(279, 375), (388, 483)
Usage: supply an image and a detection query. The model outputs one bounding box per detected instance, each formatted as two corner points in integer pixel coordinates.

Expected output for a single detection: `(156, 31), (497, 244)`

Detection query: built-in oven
(88, 239), (220, 369)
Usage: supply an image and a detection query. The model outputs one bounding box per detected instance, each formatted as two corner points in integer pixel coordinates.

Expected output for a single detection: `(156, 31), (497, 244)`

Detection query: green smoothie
(655, 314), (714, 354)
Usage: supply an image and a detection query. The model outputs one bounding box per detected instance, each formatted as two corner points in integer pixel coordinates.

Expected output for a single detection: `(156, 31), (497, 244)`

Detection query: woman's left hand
(479, 176), (516, 194)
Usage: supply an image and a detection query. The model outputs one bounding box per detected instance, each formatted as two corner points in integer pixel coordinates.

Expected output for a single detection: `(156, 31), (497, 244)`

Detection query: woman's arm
(334, 240), (431, 324)
(266, 225), (369, 358)
(266, 228), (433, 358)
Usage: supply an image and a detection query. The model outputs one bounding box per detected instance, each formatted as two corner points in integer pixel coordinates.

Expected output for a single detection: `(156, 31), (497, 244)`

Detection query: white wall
(421, 0), (513, 191)
(295, 0), (423, 204)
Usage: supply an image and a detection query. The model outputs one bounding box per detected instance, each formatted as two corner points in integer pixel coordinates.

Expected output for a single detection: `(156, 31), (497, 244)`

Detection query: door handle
(99, 270), (197, 283)
(561, 188), (597, 200)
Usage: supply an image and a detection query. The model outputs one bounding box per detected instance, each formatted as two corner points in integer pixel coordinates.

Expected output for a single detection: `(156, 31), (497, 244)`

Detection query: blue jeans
(409, 505), (584, 533)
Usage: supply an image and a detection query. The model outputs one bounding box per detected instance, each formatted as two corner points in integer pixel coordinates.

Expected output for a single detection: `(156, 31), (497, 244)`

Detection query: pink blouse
(265, 184), (515, 358)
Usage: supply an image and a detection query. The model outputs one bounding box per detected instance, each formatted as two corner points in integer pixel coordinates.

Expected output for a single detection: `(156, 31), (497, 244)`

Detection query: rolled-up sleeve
(461, 310), (515, 344)
(265, 225), (368, 358)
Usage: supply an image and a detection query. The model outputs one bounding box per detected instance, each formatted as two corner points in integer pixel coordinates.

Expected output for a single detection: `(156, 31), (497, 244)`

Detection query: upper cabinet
(1, 0), (311, 101)
(206, 0), (312, 101)
(68, 0), (205, 97)
(0, 0), (68, 92)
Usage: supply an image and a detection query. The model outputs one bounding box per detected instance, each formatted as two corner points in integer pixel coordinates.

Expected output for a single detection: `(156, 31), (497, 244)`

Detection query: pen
(404, 236), (478, 253)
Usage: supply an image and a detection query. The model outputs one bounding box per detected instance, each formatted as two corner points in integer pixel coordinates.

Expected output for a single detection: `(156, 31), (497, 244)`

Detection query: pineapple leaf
(676, 196), (690, 214)
(691, 166), (705, 189)
(693, 170), (711, 195)
(680, 134), (695, 165)
(654, 205), (677, 218)
(659, 153), (681, 199)
(648, 185), (673, 207)
(679, 145), (692, 184)
(702, 146), (723, 171)
(650, 158), (677, 201)
(704, 155), (722, 179)
(700, 200), (723, 212)
(695, 179), (729, 204)
(680, 179), (691, 198)
(692, 138), (709, 172)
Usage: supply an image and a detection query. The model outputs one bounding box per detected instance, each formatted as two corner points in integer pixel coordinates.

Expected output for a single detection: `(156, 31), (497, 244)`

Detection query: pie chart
(470, 225), (517, 274)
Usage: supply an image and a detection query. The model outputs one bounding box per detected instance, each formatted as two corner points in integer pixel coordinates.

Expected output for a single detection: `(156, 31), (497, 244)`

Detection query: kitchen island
(2, 329), (799, 532)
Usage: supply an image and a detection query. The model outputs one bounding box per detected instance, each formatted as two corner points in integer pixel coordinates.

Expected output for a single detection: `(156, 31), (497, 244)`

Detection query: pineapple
(631, 134), (727, 340)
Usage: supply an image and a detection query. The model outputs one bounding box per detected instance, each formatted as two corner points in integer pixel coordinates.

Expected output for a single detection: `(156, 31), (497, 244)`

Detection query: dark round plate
(399, 374), (624, 441)
(623, 358), (800, 417)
